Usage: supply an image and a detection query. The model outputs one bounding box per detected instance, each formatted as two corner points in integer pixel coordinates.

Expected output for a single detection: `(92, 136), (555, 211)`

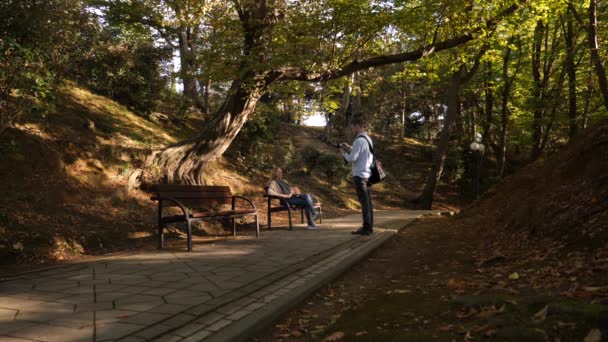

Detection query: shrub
(443, 145), (465, 184)
(234, 113), (276, 153)
(318, 153), (350, 188)
(273, 139), (295, 169)
(301, 146), (321, 174)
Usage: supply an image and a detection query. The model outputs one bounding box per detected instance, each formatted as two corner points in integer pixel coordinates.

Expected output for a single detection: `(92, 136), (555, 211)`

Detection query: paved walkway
(0, 210), (436, 342)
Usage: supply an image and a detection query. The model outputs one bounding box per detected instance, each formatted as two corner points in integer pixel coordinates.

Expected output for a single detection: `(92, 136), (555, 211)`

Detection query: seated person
(267, 167), (319, 230)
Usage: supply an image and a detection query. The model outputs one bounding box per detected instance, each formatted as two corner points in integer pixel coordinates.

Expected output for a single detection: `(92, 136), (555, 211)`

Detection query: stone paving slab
(0, 210), (436, 341)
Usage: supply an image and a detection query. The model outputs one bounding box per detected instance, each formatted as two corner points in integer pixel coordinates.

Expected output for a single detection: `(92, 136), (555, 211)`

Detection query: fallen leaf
(557, 321), (576, 328)
(456, 307), (478, 318)
(322, 331), (345, 342)
(394, 289), (411, 294)
(476, 306), (499, 318)
(439, 324), (455, 332)
(354, 331), (368, 336)
(447, 278), (467, 290)
(532, 305), (548, 322)
(584, 329), (602, 342)
(582, 286), (601, 292)
(508, 272), (520, 280)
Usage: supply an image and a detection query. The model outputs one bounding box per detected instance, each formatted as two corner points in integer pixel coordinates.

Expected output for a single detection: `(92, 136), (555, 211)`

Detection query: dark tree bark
(564, 8), (578, 139)
(149, 0), (527, 184)
(481, 61), (494, 163)
(150, 0), (278, 184)
(530, 20), (546, 160)
(344, 72), (362, 142)
(588, 0), (608, 112)
(323, 75), (352, 143)
(540, 69), (566, 152)
(173, 2), (208, 113)
(582, 71), (595, 129)
(497, 41), (514, 177)
(417, 51), (485, 209)
(530, 21), (561, 161)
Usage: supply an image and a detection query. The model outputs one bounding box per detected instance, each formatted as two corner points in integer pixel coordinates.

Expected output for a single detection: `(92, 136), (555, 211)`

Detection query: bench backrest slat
(152, 185), (232, 208)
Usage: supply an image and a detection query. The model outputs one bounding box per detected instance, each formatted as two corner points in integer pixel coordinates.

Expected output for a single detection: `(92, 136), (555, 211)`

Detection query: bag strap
(356, 135), (374, 156)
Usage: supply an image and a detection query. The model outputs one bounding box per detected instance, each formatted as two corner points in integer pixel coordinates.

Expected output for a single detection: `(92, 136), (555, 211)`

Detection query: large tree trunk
(344, 72), (361, 142)
(481, 61), (494, 163)
(530, 20), (546, 161)
(497, 42), (514, 177)
(323, 75), (352, 142)
(418, 50), (484, 209)
(417, 68), (464, 210)
(588, 0), (608, 112)
(174, 2), (208, 113)
(582, 71), (595, 129)
(151, 77), (266, 184)
(565, 8), (578, 139)
(149, 0), (276, 184)
(540, 68), (566, 152)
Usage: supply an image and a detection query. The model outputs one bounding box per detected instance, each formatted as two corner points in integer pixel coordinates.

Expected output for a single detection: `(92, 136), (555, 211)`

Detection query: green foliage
(301, 146), (322, 175)
(317, 153), (350, 188)
(230, 112), (279, 174)
(273, 139), (295, 169)
(73, 23), (172, 114)
(0, 39), (55, 134)
(443, 146), (465, 184)
(236, 113), (277, 152)
(0, 0), (84, 134)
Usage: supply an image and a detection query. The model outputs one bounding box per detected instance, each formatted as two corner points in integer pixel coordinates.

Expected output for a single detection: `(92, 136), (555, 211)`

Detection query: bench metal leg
(186, 220), (193, 252)
(301, 209), (304, 224)
(255, 214), (260, 238)
(232, 218), (236, 237)
(158, 224), (164, 249)
(267, 198), (272, 229)
(319, 207), (322, 223)
(287, 208), (293, 230)
(157, 204), (164, 249)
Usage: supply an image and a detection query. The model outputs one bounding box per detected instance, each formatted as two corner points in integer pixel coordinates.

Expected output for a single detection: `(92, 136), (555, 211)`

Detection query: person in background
(267, 167), (320, 230)
(339, 118), (374, 235)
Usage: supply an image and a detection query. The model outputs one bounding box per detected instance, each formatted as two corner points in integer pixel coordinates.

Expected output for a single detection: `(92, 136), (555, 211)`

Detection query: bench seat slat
(161, 209), (257, 223)
(153, 192), (233, 199)
(151, 185), (230, 192)
(269, 204), (321, 212)
(161, 199), (232, 207)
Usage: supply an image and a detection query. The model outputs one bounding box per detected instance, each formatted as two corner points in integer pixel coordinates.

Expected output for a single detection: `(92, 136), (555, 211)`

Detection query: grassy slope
(0, 83), (457, 265)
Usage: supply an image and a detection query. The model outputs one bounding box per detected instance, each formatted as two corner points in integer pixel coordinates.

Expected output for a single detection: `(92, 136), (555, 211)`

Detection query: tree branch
(276, 0), (528, 82)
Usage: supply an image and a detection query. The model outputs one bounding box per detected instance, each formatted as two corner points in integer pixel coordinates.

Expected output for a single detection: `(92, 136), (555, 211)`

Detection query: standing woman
(267, 167), (320, 229)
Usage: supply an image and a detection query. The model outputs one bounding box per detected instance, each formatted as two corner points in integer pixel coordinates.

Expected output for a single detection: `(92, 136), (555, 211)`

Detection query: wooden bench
(150, 185), (259, 251)
(264, 186), (322, 230)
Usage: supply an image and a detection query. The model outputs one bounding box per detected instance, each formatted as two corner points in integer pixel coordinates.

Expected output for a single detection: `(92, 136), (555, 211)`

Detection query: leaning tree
(149, 0), (528, 184)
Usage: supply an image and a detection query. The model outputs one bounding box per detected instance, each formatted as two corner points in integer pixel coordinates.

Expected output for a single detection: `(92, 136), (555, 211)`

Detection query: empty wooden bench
(264, 186), (322, 230)
(150, 185), (259, 251)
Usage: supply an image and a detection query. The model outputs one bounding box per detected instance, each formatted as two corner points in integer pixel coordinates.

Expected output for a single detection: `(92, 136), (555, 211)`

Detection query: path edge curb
(206, 230), (397, 342)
